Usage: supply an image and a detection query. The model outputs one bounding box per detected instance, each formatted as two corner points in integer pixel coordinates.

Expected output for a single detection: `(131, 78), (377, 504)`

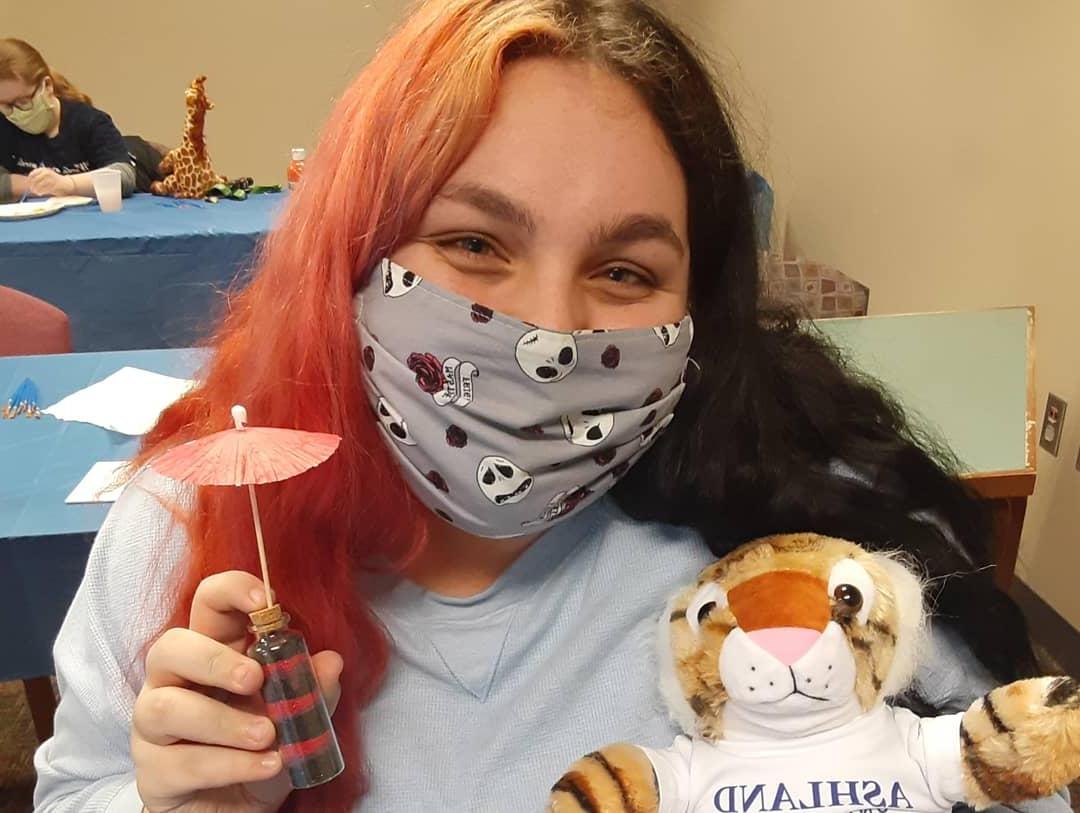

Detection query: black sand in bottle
(249, 604), (345, 789)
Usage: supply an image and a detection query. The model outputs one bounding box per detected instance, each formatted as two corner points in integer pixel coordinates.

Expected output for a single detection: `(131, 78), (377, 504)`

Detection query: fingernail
(261, 753), (281, 770)
(232, 663), (253, 688)
(246, 719), (272, 743)
(249, 588), (265, 607)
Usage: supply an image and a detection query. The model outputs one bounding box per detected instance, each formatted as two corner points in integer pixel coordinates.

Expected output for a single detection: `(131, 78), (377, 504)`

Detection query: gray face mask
(356, 258), (694, 538)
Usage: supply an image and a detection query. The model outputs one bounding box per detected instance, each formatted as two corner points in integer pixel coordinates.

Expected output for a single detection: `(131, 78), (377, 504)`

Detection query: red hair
(134, 1), (568, 809)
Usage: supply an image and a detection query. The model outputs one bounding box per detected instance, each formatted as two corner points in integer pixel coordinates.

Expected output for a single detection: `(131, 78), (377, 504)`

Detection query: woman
(33, 1), (1055, 812)
(0, 38), (135, 202)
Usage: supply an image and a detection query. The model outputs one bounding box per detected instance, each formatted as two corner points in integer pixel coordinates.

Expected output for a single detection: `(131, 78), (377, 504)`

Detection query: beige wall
(9, 2), (1079, 624)
(5, 1), (411, 184)
(666, 0), (1080, 627)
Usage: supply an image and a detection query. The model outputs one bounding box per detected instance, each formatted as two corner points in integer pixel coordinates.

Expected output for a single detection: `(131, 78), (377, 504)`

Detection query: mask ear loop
(683, 356), (702, 387)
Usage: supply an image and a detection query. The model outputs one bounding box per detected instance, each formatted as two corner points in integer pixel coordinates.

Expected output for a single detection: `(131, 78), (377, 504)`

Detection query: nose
(502, 262), (591, 333)
(747, 627), (821, 666)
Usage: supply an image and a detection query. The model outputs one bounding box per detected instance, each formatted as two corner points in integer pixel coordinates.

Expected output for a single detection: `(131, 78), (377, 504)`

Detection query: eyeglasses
(0, 83), (43, 115)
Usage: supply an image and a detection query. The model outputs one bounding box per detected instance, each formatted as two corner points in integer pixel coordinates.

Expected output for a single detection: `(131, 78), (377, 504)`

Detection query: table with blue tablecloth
(0, 348), (206, 686)
(0, 193), (285, 352)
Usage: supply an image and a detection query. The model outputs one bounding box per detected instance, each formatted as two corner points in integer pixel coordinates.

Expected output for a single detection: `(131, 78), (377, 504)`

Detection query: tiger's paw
(548, 743), (660, 813)
(961, 676), (1080, 809)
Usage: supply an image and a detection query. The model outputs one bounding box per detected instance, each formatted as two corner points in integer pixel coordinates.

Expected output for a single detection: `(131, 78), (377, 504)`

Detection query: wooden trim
(823, 303), (1037, 323)
(961, 469), (1037, 499)
(1025, 305), (1037, 472)
(1011, 579), (1080, 678)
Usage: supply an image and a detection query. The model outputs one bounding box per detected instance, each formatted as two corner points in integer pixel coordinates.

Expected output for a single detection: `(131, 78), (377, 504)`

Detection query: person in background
(0, 38), (135, 203)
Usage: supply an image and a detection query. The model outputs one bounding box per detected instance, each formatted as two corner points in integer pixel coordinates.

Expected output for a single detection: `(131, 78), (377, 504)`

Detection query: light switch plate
(1040, 393), (1067, 457)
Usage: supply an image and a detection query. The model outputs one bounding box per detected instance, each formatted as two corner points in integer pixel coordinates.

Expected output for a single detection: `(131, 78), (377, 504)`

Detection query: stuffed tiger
(549, 533), (1080, 813)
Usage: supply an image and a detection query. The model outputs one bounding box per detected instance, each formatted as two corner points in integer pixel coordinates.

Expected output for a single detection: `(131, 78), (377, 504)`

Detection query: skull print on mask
(375, 396), (417, 445)
(476, 456), (534, 505)
(357, 258), (694, 538)
(383, 260), (421, 297)
(561, 409), (615, 447)
(653, 322), (681, 347)
(516, 328), (578, 382)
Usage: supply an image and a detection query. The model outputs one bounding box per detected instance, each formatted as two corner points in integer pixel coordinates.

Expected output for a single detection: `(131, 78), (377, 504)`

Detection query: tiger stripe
(961, 721), (1045, 804)
(981, 693), (1012, 735)
(1046, 676), (1079, 708)
(587, 751), (635, 811)
(552, 772), (600, 812)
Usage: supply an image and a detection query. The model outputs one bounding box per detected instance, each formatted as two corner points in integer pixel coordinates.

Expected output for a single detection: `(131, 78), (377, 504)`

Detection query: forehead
(441, 56), (687, 236)
(0, 77), (38, 103)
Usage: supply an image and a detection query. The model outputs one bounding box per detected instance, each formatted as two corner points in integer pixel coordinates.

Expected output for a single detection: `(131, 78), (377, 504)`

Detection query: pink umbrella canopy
(150, 405), (341, 486)
(149, 405), (343, 612)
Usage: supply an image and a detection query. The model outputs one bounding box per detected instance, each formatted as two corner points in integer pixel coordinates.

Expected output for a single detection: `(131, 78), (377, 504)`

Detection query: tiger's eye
(697, 601), (717, 625)
(833, 584), (863, 614)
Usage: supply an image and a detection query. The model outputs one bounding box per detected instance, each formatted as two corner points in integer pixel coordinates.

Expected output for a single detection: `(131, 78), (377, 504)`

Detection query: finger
(144, 627), (262, 694)
(310, 650), (344, 715)
(133, 685), (276, 749)
(190, 570), (274, 649)
(132, 740), (282, 800)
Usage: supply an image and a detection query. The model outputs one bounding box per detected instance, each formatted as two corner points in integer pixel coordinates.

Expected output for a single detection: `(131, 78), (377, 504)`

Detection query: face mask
(356, 258), (694, 539)
(3, 83), (56, 135)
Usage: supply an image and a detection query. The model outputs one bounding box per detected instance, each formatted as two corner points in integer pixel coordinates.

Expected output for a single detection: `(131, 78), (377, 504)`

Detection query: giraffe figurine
(151, 75), (225, 199)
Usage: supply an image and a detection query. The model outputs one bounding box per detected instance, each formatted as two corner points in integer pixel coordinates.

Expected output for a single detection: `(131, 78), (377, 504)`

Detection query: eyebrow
(437, 183), (537, 234)
(590, 214), (686, 258)
(436, 182), (685, 257)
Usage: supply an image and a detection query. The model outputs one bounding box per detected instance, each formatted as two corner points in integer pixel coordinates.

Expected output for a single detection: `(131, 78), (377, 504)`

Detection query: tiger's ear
(686, 582), (728, 638)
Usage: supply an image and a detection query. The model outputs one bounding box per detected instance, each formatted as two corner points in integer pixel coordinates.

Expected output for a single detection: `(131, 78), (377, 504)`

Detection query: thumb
(310, 650), (344, 715)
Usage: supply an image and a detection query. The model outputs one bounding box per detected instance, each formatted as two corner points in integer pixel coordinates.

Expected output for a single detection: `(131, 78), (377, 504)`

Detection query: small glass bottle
(248, 603), (344, 789)
(287, 147), (306, 191)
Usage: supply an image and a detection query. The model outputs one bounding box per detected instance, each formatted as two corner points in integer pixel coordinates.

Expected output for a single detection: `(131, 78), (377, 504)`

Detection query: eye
(833, 584), (863, 614)
(686, 582), (728, 638)
(438, 235), (498, 259)
(496, 463), (514, 478)
(604, 266), (651, 285)
(696, 601), (717, 625)
(827, 558), (876, 625)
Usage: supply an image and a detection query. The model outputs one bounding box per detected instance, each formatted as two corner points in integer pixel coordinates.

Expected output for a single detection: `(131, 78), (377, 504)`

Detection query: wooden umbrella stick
(246, 483), (273, 610)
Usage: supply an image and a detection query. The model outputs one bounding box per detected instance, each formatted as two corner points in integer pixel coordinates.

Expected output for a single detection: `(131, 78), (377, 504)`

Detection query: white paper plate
(0, 200), (62, 221)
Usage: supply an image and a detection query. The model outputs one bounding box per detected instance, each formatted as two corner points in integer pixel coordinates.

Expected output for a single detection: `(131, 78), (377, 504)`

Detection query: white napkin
(44, 366), (196, 436)
(65, 461), (131, 503)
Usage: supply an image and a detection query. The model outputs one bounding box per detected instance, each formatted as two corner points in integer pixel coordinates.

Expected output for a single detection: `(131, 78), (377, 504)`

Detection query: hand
(131, 571), (344, 813)
(27, 167), (76, 197)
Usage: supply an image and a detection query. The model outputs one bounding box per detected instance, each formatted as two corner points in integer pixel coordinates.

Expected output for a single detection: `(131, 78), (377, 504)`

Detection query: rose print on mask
(521, 485), (593, 528)
(476, 456), (534, 505)
(381, 258), (421, 298)
(515, 328), (578, 383)
(407, 352), (479, 408)
(470, 304), (494, 324)
(407, 353), (444, 394)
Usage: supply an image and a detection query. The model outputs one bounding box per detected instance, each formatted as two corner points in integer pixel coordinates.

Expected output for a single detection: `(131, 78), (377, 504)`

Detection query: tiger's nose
(747, 627), (821, 666)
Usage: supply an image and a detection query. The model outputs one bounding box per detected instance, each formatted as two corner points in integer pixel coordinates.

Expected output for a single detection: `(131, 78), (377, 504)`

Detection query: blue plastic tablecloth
(0, 348), (205, 680)
(0, 193), (285, 352)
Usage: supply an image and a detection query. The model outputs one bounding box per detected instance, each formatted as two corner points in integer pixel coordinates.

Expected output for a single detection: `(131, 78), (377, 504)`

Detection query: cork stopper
(248, 603), (290, 635)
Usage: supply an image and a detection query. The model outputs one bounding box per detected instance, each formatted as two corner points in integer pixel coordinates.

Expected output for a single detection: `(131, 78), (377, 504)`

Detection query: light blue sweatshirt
(32, 473), (1070, 812)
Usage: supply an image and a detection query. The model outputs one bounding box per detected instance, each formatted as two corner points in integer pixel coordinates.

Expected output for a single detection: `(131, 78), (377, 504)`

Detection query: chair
(0, 286), (71, 740)
(762, 254), (870, 318)
(0, 286), (72, 356)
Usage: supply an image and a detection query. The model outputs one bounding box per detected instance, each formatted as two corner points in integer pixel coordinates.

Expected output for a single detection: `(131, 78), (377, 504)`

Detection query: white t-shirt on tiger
(642, 704), (967, 813)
